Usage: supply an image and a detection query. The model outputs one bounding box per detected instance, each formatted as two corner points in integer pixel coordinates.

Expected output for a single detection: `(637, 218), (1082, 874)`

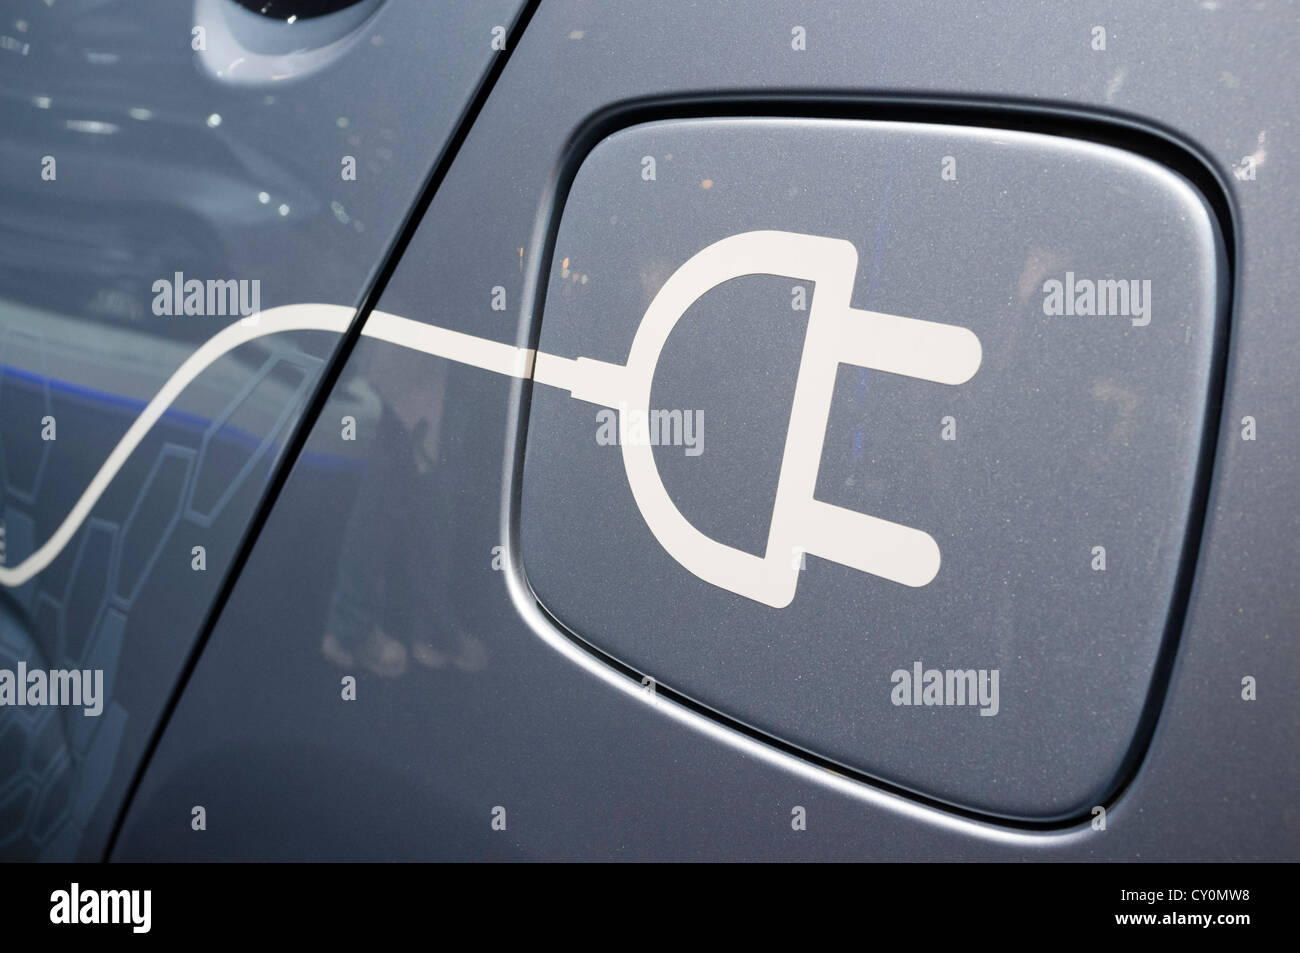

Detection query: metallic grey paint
(0, 0), (523, 859)
(114, 2), (1297, 858)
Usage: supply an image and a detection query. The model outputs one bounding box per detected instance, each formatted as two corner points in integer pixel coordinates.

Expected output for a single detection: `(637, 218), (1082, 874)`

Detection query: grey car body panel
(520, 116), (1224, 822)
(111, 1), (1297, 859)
(0, 0), (525, 859)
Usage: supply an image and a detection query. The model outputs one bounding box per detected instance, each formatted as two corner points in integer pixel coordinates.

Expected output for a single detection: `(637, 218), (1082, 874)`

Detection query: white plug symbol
(536, 230), (983, 608)
(0, 234), (979, 602)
